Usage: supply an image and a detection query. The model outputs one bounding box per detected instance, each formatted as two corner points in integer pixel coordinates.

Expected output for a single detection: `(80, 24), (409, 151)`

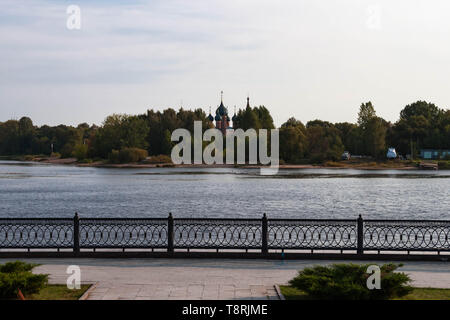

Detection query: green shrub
(72, 144), (88, 161)
(108, 148), (148, 164)
(0, 261), (38, 273)
(77, 158), (93, 164)
(0, 261), (48, 299)
(324, 161), (343, 167)
(24, 155), (35, 161)
(143, 154), (173, 164)
(288, 263), (412, 300)
(108, 149), (120, 163)
(438, 161), (450, 169)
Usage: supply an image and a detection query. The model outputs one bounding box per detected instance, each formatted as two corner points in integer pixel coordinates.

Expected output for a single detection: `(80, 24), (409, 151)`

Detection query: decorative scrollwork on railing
(0, 219), (73, 248)
(2, 216), (450, 254)
(268, 220), (358, 250)
(174, 219), (262, 249)
(364, 220), (450, 251)
(80, 219), (168, 248)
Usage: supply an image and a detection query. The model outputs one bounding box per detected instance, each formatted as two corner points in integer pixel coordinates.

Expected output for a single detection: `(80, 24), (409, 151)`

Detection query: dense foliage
(0, 261), (48, 299)
(109, 147), (148, 164)
(288, 263), (412, 300)
(0, 100), (448, 163)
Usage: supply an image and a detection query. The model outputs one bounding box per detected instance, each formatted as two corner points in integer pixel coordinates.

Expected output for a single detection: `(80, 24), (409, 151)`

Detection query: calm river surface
(0, 160), (449, 220)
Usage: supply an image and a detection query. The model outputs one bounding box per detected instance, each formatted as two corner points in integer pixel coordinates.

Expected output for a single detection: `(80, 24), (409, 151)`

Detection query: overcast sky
(1, 0), (449, 127)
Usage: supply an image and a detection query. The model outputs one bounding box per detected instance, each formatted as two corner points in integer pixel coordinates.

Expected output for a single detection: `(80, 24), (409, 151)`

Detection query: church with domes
(207, 91), (250, 134)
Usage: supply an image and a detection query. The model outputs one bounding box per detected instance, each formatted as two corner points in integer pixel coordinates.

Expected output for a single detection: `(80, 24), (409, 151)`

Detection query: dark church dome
(208, 114), (214, 122)
(217, 101), (228, 116)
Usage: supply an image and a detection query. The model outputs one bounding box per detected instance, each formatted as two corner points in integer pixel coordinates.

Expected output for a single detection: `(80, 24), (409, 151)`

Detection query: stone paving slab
(0, 258), (449, 300)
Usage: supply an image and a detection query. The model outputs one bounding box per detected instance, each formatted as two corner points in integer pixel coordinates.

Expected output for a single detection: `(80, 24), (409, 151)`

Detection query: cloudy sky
(0, 0), (449, 127)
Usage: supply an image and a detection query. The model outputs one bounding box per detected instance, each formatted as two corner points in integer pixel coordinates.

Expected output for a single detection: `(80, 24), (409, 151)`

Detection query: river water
(0, 161), (448, 220)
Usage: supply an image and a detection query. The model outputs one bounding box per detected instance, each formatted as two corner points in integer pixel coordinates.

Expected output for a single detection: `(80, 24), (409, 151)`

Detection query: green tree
(279, 118), (308, 163)
(334, 122), (362, 155)
(391, 101), (447, 156)
(72, 143), (88, 160)
(306, 123), (344, 162)
(0, 120), (19, 155)
(236, 106), (261, 131)
(18, 117), (35, 154)
(357, 102), (376, 129)
(160, 129), (173, 155)
(92, 114), (149, 158)
(254, 106), (275, 129)
(365, 117), (387, 158)
(356, 102), (387, 157)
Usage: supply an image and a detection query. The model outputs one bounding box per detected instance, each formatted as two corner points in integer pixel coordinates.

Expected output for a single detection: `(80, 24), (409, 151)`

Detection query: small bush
(438, 161), (450, 169)
(0, 261), (38, 273)
(0, 261), (48, 299)
(72, 144), (88, 161)
(108, 149), (120, 163)
(119, 147), (148, 163)
(77, 158), (93, 164)
(309, 154), (325, 164)
(108, 148), (148, 164)
(324, 161), (343, 167)
(288, 263), (412, 300)
(143, 154), (173, 164)
(24, 155), (35, 161)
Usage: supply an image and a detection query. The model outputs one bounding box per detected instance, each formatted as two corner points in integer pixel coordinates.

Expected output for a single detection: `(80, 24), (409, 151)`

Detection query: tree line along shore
(0, 100), (449, 168)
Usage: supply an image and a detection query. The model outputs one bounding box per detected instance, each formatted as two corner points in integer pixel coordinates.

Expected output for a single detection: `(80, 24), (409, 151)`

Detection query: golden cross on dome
(221, 91), (223, 102)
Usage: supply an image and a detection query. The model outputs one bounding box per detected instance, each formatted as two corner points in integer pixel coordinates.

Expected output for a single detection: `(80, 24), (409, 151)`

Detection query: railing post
(357, 214), (363, 255)
(262, 213), (268, 254)
(73, 212), (80, 254)
(168, 212), (174, 253)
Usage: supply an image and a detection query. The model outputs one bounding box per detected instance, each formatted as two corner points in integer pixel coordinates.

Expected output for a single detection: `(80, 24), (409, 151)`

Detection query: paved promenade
(1, 258), (449, 300)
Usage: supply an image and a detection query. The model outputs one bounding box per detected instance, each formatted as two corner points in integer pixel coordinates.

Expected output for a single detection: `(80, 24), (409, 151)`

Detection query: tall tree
(365, 117), (387, 158)
(391, 101), (447, 156)
(357, 102), (376, 129)
(279, 117), (308, 163)
(306, 123), (344, 162)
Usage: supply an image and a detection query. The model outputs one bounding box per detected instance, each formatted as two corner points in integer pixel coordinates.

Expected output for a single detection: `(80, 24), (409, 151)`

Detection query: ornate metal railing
(173, 218), (262, 249)
(80, 218), (168, 249)
(0, 218), (73, 249)
(267, 219), (357, 250)
(363, 220), (450, 251)
(1, 214), (449, 255)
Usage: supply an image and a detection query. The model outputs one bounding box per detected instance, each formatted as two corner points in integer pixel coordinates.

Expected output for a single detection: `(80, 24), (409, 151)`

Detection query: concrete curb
(274, 285), (285, 300)
(1, 251), (449, 262)
(79, 282), (98, 300)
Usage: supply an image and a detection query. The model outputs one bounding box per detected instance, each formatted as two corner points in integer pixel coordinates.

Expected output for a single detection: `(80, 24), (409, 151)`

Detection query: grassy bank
(25, 284), (91, 300)
(279, 285), (450, 300)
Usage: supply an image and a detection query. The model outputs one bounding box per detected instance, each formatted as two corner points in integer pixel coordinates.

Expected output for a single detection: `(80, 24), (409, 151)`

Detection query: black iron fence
(1, 213), (450, 256)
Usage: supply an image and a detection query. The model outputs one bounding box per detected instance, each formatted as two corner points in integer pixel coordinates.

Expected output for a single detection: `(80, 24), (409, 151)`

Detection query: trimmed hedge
(288, 263), (412, 300)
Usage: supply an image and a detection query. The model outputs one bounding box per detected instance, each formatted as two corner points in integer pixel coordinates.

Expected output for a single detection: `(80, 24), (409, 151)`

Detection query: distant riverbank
(1, 155), (444, 170)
